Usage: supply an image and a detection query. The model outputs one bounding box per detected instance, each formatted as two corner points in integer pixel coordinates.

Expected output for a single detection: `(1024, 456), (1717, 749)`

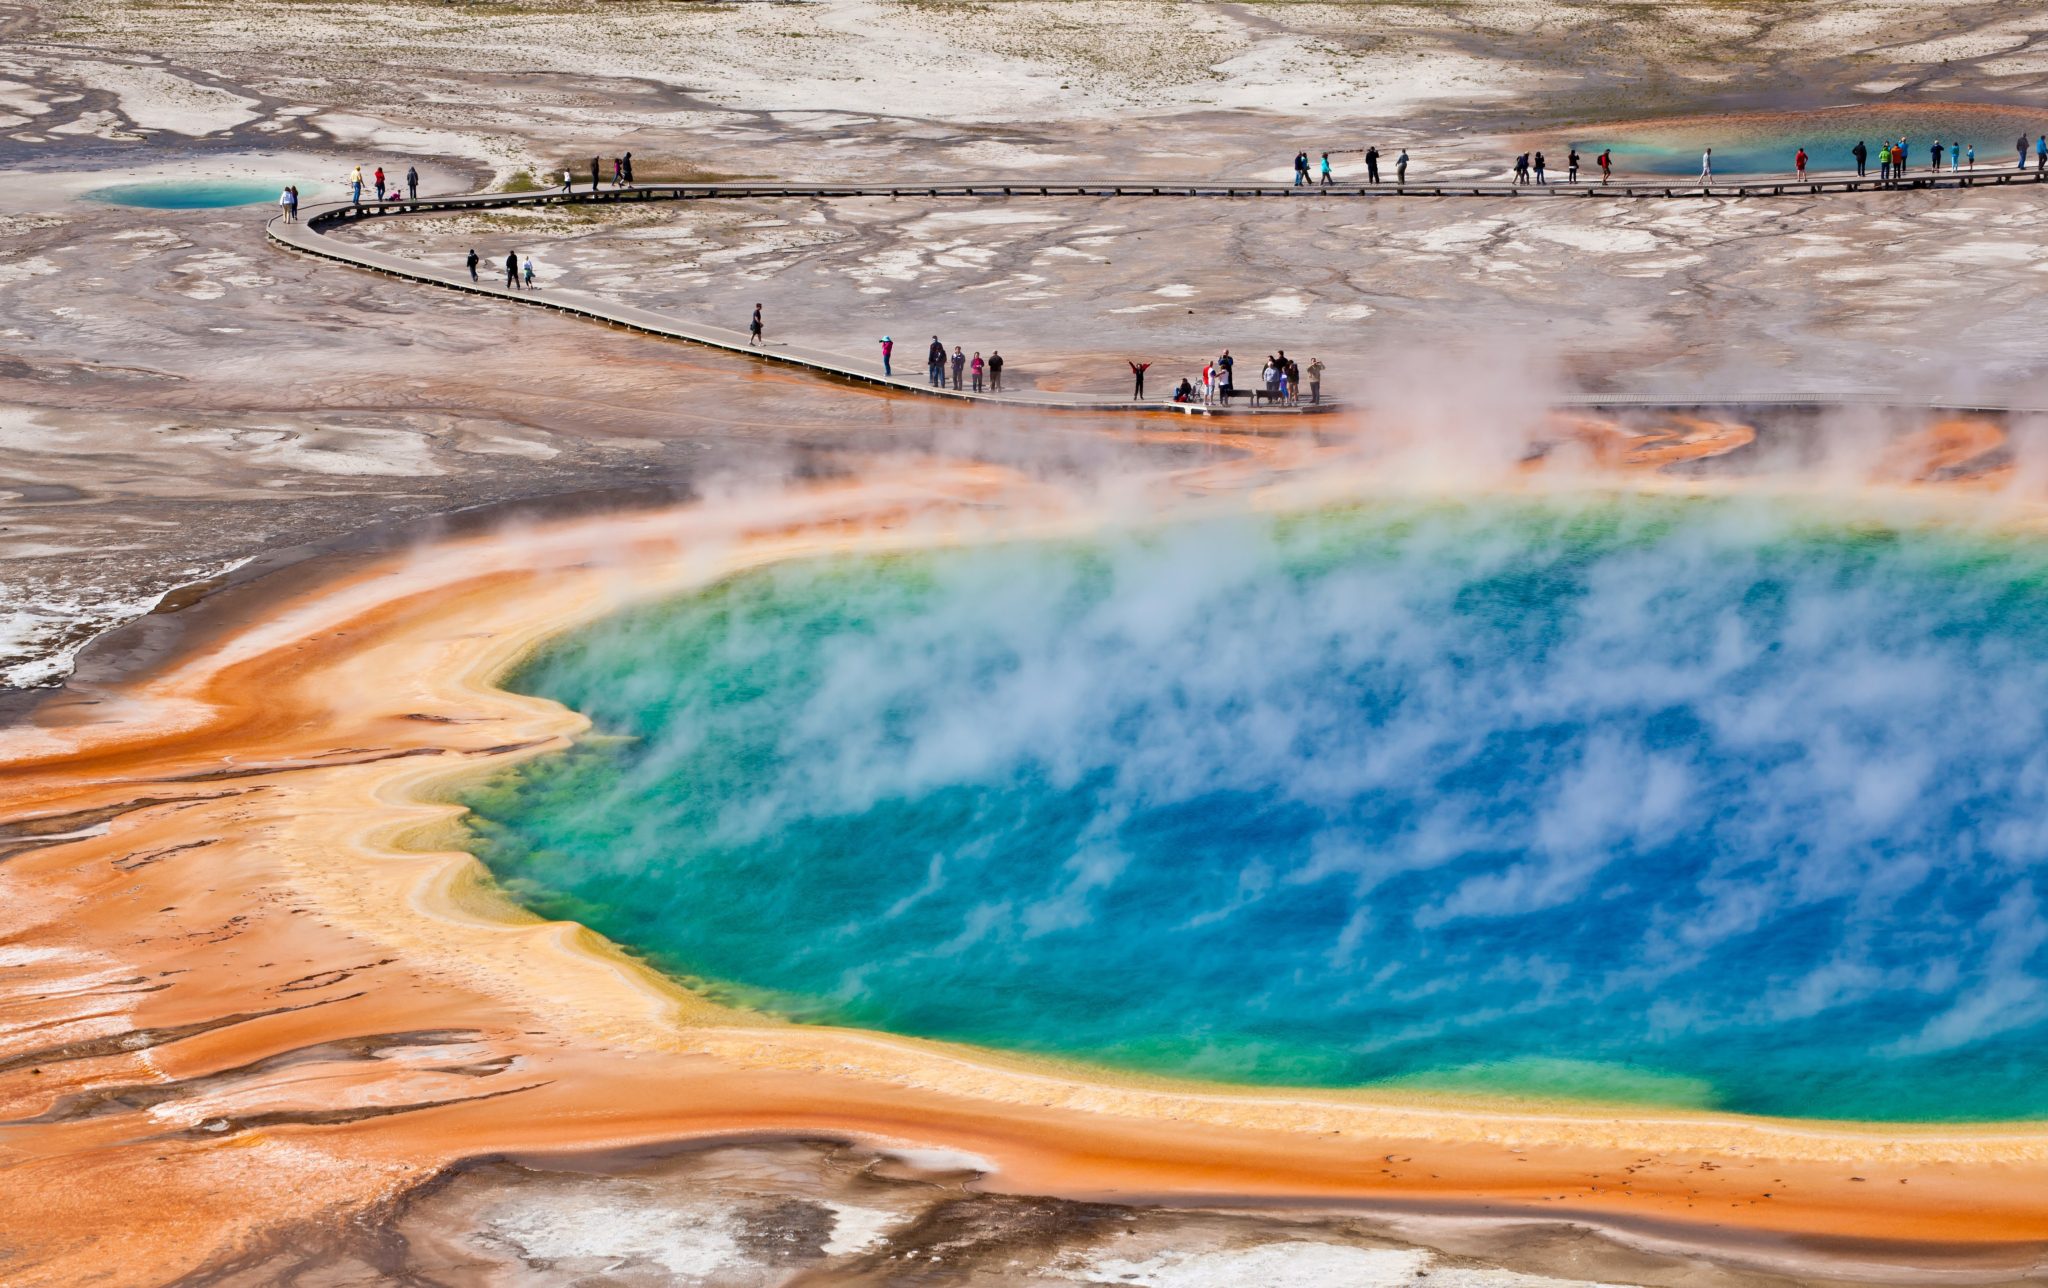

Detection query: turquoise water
(462, 500), (2048, 1122)
(1538, 105), (2048, 176)
(86, 180), (289, 209)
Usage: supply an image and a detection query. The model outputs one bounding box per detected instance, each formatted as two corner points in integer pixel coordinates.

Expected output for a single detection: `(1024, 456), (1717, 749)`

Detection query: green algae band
(462, 499), (2048, 1123)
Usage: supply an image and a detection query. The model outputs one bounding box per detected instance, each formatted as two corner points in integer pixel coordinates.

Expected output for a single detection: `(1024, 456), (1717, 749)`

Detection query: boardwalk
(268, 168), (2048, 416)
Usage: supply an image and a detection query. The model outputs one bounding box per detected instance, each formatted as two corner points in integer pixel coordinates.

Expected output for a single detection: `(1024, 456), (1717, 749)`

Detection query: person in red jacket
(1794, 147), (1807, 179)
(1129, 360), (1151, 399)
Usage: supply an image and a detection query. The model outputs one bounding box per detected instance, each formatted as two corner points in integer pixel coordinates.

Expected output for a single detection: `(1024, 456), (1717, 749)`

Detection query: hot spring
(1537, 103), (2048, 175)
(461, 497), (2048, 1122)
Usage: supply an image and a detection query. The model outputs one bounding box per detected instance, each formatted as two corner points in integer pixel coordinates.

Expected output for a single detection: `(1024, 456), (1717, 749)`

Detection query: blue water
(462, 499), (2048, 1121)
(87, 180), (289, 209)
(1538, 104), (2048, 176)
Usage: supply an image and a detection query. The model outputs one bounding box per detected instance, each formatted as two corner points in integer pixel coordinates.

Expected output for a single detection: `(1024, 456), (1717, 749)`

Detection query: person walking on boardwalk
(1513, 153), (1529, 184)
(523, 256), (536, 289)
(1397, 148), (1409, 183)
(1307, 356), (1325, 406)
(1794, 147), (1807, 179)
(1533, 150), (1547, 184)
(278, 186), (294, 223)
(623, 152), (634, 184)
(879, 336), (893, 377)
(1892, 141), (1905, 181)
(591, 156), (600, 191)
(1967, 143), (1975, 170)
(1955, 141), (1964, 172)
(406, 165), (419, 199)
(287, 185), (299, 222)
(2035, 133), (2044, 171)
(1598, 148), (1611, 183)
(613, 156), (624, 186)
(989, 349), (1004, 392)
(1931, 141), (1944, 173)
(1129, 359), (1150, 400)
(950, 345), (966, 390)
(970, 351), (985, 392)
(1567, 147), (1580, 182)
(1699, 148), (1713, 183)
(1293, 151), (1310, 185)
(350, 164), (363, 204)
(1366, 145), (1381, 183)
(2020, 135), (2031, 168)
(1853, 140), (1867, 177)
(1320, 152), (1333, 185)
(466, 247), (479, 281)
(749, 304), (763, 346)
(374, 165), (386, 200)
(504, 251), (519, 290)
(927, 337), (945, 387)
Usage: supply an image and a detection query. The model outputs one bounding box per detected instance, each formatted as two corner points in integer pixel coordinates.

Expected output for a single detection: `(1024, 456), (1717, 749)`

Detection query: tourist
(879, 335), (893, 377)
(1794, 147), (1807, 179)
(1931, 141), (1944, 172)
(1893, 141), (1905, 180)
(2035, 134), (2044, 171)
(1598, 148), (1612, 183)
(407, 165), (419, 199)
(1174, 377), (1195, 403)
(278, 186), (294, 223)
(2021, 134), (2031, 168)
(1397, 148), (1409, 182)
(1967, 143), (1975, 170)
(1261, 357), (1276, 398)
(989, 350), (1004, 391)
(591, 156), (600, 191)
(1700, 148), (1713, 182)
(970, 351), (985, 392)
(951, 346), (966, 390)
(561, 169), (572, 193)
(1513, 153), (1529, 184)
(1201, 360), (1215, 403)
(287, 185), (299, 221)
(1320, 152), (1333, 185)
(1567, 147), (1580, 182)
(1294, 151), (1310, 185)
(374, 166), (386, 200)
(927, 337), (945, 387)
(1218, 349), (1234, 396)
(523, 256), (536, 289)
(623, 152), (634, 183)
(1366, 145), (1381, 183)
(350, 164), (363, 204)
(1307, 356), (1325, 405)
(1277, 361), (1292, 405)
(1129, 359), (1150, 399)
(503, 250), (519, 290)
(466, 247), (479, 281)
(1959, 142), (1968, 172)
(1533, 151), (1547, 184)
(749, 303), (763, 346)
(1853, 140), (1867, 177)
(1879, 148), (1890, 183)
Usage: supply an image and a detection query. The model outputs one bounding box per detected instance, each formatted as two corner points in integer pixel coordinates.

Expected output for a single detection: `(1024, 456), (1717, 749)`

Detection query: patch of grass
(499, 169), (542, 192)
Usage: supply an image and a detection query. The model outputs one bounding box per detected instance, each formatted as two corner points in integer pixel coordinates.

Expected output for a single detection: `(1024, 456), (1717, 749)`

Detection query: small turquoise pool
(86, 179), (291, 210)
(1525, 103), (2048, 176)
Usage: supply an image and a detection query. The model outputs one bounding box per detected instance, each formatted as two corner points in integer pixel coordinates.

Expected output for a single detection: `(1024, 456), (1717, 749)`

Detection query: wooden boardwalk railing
(266, 170), (2048, 417)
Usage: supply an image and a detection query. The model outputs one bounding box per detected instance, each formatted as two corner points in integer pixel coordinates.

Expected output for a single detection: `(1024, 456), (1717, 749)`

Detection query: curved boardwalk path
(267, 169), (2048, 417)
